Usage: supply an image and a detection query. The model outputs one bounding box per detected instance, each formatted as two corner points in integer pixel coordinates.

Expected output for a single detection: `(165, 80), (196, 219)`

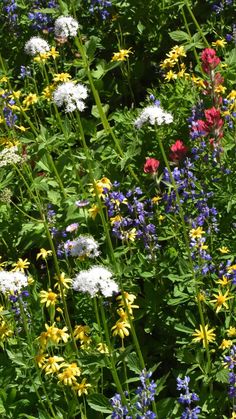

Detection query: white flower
(54, 16), (79, 38)
(72, 266), (119, 297)
(65, 235), (99, 259)
(0, 271), (28, 294)
(24, 36), (50, 56)
(53, 82), (88, 113)
(0, 146), (22, 167)
(134, 105), (173, 129)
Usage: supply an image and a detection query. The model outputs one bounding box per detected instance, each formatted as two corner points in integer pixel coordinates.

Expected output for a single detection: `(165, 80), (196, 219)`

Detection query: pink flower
(170, 140), (188, 161)
(201, 48), (220, 74)
(143, 158), (160, 174)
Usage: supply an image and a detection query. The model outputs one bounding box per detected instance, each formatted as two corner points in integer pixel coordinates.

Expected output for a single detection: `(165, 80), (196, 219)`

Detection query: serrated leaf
(87, 394), (112, 414)
(215, 368), (229, 383)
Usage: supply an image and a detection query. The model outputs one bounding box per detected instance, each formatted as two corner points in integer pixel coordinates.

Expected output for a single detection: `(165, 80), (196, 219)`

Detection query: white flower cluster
(72, 266), (119, 297)
(24, 36), (50, 56)
(0, 271), (28, 294)
(65, 235), (100, 258)
(0, 146), (22, 168)
(53, 82), (88, 113)
(54, 16), (79, 38)
(134, 105), (173, 129)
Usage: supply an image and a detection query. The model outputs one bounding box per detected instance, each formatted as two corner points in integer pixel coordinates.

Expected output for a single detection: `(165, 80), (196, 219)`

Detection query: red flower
(201, 48), (220, 74)
(203, 107), (224, 138)
(143, 158), (160, 174)
(170, 140), (188, 161)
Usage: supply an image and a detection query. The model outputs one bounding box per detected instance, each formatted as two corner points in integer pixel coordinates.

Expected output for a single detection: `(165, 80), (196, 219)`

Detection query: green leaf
(174, 324), (193, 334)
(126, 352), (142, 374)
(169, 30), (190, 42)
(87, 394), (112, 414)
(215, 368), (229, 384)
(91, 104), (109, 119)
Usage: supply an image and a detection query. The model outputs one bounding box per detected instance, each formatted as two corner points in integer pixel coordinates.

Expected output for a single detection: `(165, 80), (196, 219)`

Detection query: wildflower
(219, 339), (232, 350)
(216, 276), (229, 286)
(227, 327), (236, 337)
(36, 248), (52, 260)
(110, 393), (129, 417)
(210, 290), (232, 313)
(53, 82), (88, 113)
(201, 48), (221, 74)
(53, 73), (72, 83)
(117, 292), (139, 315)
(65, 235), (99, 259)
(73, 378), (91, 396)
(88, 204), (100, 219)
(35, 353), (47, 368)
(0, 271), (28, 294)
(58, 363), (81, 386)
(92, 177), (112, 197)
(164, 70), (178, 81)
(189, 227), (205, 239)
(15, 125), (29, 132)
(170, 140), (188, 162)
(39, 288), (58, 307)
(54, 272), (72, 290)
(49, 47), (59, 59)
(110, 215), (122, 225)
(73, 325), (90, 342)
(65, 223), (79, 232)
(24, 36), (50, 56)
(23, 93), (38, 108)
(192, 324), (216, 347)
(123, 228), (137, 242)
(0, 319), (13, 342)
(0, 146), (22, 167)
(219, 246), (230, 254)
(143, 157), (160, 174)
(43, 356), (64, 374)
(42, 85), (54, 101)
(152, 196), (162, 204)
(75, 199), (89, 207)
(111, 320), (131, 339)
(168, 45), (186, 59)
(134, 104), (173, 129)
(177, 376), (201, 419)
(111, 48), (133, 62)
(97, 342), (109, 353)
(72, 266), (119, 297)
(54, 16), (79, 38)
(12, 258), (30, 272)
(212, 39), (227, 48)
(215, 84), (226, 94)
(34, 52), (50, 63)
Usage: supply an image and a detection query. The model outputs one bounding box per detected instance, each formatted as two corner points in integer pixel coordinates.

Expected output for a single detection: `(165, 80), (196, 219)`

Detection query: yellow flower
(117, 308), (129, 321)
(219, 339), (232, 350)
(0, 116), (5, 124)
(43, 356), (64, 374)
(53, 73), (72, 83)
(0, 256), (7, 270)
(228, 90), (236, 100)
(111, 320), (131, 339)
(111, 48), (133, 62)
(42, 85), (54, 101)
(164, 70), (178, 81)
(9, 90), (21, 100)
(227, 327), (236, 337)
(49, 47), (59, 59)
(168, 45), (186, 58)
(36, 248), (52, 260)
(15, 125), (29, 132)
(197, 292), (206, 302)
(191, 75), (205, 89)
(214, 84), (226, 94)
(158, 215), (165, 221)
(212, 39), (227, 48)
(73, 378), (91, 396)
(73, 325), (90, 342)
(216, 275), (230, 286)
(192, 324), (216, 347)
(23, 93), (38, 108)
(34, 52), (50, 62)
(12, 258), (30, 272)
(92, 177), (112, 198)
(0, 76), (8, 83)
(152, 196), (161, 204)
(160, 58), (176, 69)
(28, 276), (34, 285)
(110, 215), (122, 225)
(54, 272), (72, 290)
(218, 246), (230, 254)
(210, 290), (232, 313)
(189, 227), (205, 239)
(227, 264), (236, 273)
(58, 363), (81, 386)
(88, 204), (100, 220)
(231, 412), (236, 419)
(44, 323), (69, 344)
(97, 343), (109, 353)
(0, 319), (13, 342)
(35, 353), (48, 368)
(124, 228), (137, 242)
(39, 289), (58, 307)
(117, 292), (139, 315)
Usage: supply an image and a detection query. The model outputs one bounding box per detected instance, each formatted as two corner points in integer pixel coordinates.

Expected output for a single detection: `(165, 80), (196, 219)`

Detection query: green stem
(184, 1), (210, 48)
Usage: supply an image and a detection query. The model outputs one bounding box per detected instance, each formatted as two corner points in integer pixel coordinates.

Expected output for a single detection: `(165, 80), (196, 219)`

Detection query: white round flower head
(0, 146), (22, 167)
(72, 266), (119, 297)
(0, 271), (28, 294)
(68, 235), (99, 258)
(54, 16), (79, 38)
(24, 36), (50, 56)
(134, 105), (173, 129)
(53, 82), (88, 113)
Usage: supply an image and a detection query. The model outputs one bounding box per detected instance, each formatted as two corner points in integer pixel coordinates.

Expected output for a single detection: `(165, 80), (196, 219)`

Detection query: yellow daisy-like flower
(36, 248), (52, 260)
(228, 90), (236, 100)
(210, 289), (232, 313)
(54, 272), (72, 290)
(42, 85), (54, 101)
(189, 227), (205, 239)
(117, 292), (139, 315)
(216, 275), (230, 286)
(34, 52), (50, 62)
(111, 320), (131, 339)
(73, 378), (91, 396)
(212, 39), (227, 48)
(160, 58), (176, 69)
(97, 342), (109, 354)
(227, 264), (236, 273)
(117, 308), (129, 321)
(0, 76), (8, 83)
(92, 177), (112, 198)
(192, 324), (216, 347)
(152, 196), (162, 204)
(197, 292), (206, 302)
(164, 70), (178, 81)
(0, 319), (13, 342)
(35, 353), (48, 368)
(49, 47), (59, 59)
(0, 116), (5, 124)
(88, 204), (100, 220)
(158, 215), (165, 222)
(23, 93), (38, 108)
(43, 356), (64, 374)
(110, 215), (122, 225)
(218, 246), (230, 254)
(39, 289), (58, 307)
(73, 325), (90, 342)
(219, 339), (232, 350)
(169, 45), (186, 58)
(111, 48), (133, 62)
(124, 228), (137, 242)
(191, 75), (205, 89)
(9, 90), (21, 100)
(12, 258), (30, 272)
(214, 84), (226, 94)
(58, 362), (81, 386)
(53, 73), (72, 83)
(227, 327), (236, 337)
